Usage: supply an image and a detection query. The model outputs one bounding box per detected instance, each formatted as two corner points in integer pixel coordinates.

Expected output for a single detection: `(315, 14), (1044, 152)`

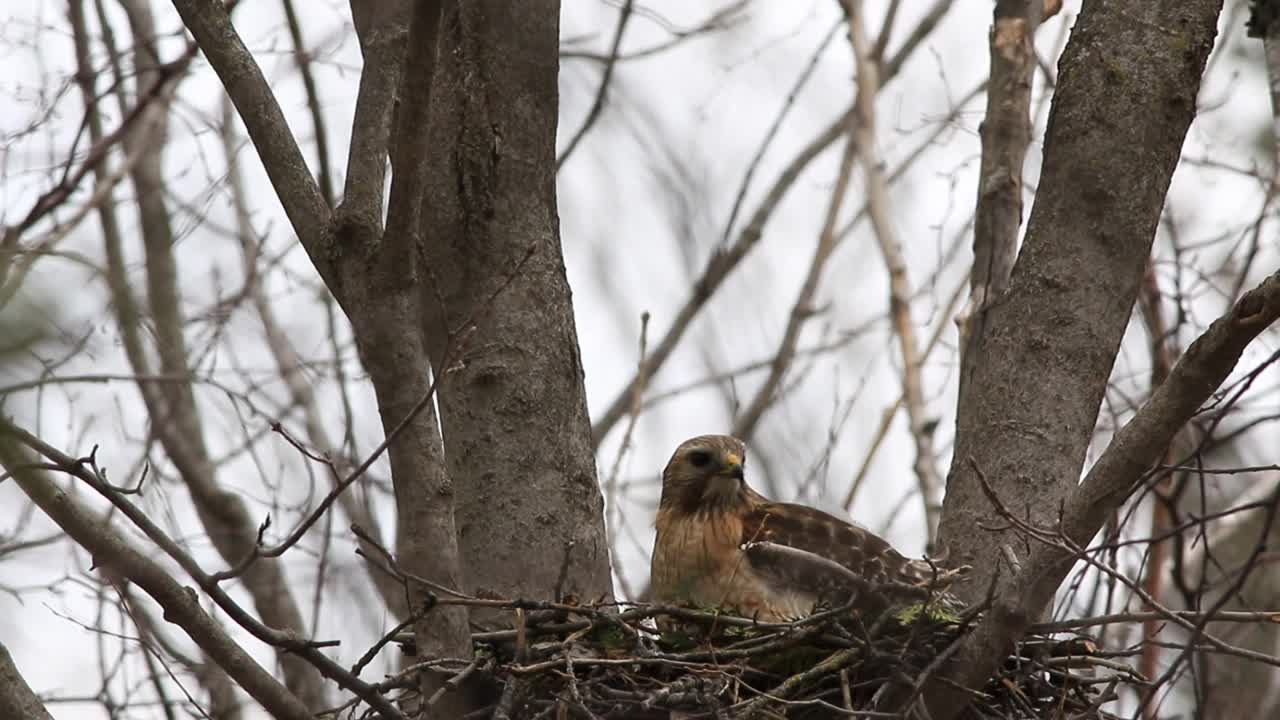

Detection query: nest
(424, 602), (1145, 719)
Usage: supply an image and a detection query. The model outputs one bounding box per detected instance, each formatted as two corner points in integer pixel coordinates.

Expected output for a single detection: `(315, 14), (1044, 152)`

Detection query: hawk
(650, 434), (964, 622)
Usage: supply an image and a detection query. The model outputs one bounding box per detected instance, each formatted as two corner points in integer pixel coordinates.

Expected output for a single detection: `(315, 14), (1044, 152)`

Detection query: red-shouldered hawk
(650, 434), (964, 622)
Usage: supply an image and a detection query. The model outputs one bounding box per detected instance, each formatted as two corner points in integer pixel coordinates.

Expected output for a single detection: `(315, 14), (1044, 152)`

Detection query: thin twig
(730, 119), (858, 441)
(557, 0), (634, 169)
(843, 0), (942, 543)
(590, 1), (958, 447)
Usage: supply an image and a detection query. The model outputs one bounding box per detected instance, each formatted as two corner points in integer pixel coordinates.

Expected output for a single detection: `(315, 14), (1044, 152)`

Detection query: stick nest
(429, 602), (1144, 719)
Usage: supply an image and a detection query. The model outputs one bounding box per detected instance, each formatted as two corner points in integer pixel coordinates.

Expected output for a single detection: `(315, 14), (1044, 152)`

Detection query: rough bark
(337, 0), (476, 681)
(418, 0), (615, 614)
(1268, 4), (1280, 171)
(956, 0), (1044, 407)
(926, 3), (1231, 713)
(177, 0), (616, 666)
(174, 0), (476, 674)
(0, 641), (53, 720)
(938, 0), (1223, 600)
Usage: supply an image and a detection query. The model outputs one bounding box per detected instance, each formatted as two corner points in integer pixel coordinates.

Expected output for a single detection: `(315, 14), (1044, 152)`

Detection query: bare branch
(123, 587), (243, 720)
(591, 1), (958, 446)
(0, 437), (313, 720)
(168, 0), (333, 284)
(844, 269), (968, 512)
(842, 0), (943, 542)
(591, 105), (849, 447)
(956, 0), (1048, 404)
(1070, 271), (1280, 572)
(928, 0), (1229, 714)
(730, 129), (856, 442)
(930, 268), (1280, 718)
(114, 0), (325, 702)
(0, 420), (411, 720)
(1134, 256), (1184, 710)
(719, 19), (842, 247)
(384, 0), (446, 249)
(280, 0), (335, 207)
(220, 98), (406, 617)
(557, 0), (634, 169)
(339, 0), (410, 232)
(937, 0), (1222, 598)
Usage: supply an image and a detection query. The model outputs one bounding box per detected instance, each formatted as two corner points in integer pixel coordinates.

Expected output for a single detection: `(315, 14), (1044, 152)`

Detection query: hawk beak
(703, 463), (745, 504)
(713, 463), (745, 487)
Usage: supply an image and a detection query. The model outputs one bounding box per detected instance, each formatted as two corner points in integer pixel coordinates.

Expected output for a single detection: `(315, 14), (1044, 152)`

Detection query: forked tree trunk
(938, 0), (1223, 603)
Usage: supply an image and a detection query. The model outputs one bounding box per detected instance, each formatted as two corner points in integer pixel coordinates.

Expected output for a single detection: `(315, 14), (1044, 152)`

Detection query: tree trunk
(418, 0), (615, 615)
(937, 0), (1223, 602)
(925, 0), (1226, 715)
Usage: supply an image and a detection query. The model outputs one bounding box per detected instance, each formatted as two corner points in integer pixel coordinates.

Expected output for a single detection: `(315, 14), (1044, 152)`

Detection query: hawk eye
(687, 450), (713, 468)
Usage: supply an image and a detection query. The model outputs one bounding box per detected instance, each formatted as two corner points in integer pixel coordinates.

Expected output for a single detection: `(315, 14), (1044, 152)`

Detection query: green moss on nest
(585, 622), (629, 653)
(893, 601), (963, 626)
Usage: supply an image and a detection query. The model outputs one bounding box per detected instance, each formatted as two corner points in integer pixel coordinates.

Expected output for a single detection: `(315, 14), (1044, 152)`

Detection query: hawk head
(659, 434), (751, 515)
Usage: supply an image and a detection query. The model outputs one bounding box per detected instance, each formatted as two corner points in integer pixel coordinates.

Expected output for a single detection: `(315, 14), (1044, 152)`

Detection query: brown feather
(650, 434), (964, 622)
(739, 499), (954, 614)
(741, 500), (938, 587)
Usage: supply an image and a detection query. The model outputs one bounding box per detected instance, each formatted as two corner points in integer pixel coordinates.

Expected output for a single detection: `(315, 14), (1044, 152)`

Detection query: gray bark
(416, 0), (615, 616)
(338, 0), (475, 681)
(938, 0), (1223, 601)
(0, 641), (53, 720)
(957, 0), (1043, 407)
(176, 0), (613, 674)
(927, 0), (1228, 715)
(174, 0), (477, 673)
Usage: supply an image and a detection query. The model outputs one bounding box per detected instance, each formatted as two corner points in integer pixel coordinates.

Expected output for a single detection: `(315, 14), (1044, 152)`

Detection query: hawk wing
(739, 500), (958, 613)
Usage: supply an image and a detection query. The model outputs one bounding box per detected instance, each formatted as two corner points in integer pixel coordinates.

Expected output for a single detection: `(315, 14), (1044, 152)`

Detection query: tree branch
(220, 98), (407, 618)
(280, 0), (335, 207)
(730, 125), (856, 442)
(926, 267), (1280, 717)
(0, 419), (411, 720)
(590, 0), (957, 446)
(0, 437), (314, 720)
(937, 0), (1224, 598)
(338, 0), (411, 240)
(0, 641), (53, 720)
(956, 0), (1049, 405)
(557, 0), (634, 169)
(928, 0), (1228, 714)
(168, 0), (333, 285)
(842, 0), (943, 543)
(116, 1), (325, 702)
